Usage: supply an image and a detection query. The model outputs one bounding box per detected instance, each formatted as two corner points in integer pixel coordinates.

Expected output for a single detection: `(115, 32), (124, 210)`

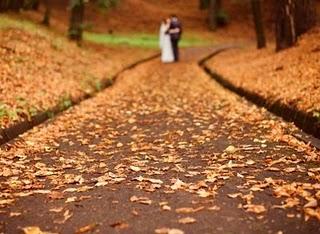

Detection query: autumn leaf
(244, 204), (267, 214)
(170, 178), (186, 190)
(110, 221), (129, 229)
(22, 226), (56, 234)
(155, 228), (185, 234)
(130, 196), (152, 205)
(75, 223), (98, 233)
(130, 165), (141, 172)
(224, 145), (237, 154)
(178, 217), (197, 224)
(175, 207), (204, 214)
(47, 191), (64, 200)
(227, 193), (242, 199)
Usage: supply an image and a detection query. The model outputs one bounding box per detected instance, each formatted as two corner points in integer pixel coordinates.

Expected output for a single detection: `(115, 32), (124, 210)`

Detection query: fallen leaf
(130, 166), (141, 172)
(22, 226), (55, 234)
(175, 207), (204, 214)
(304, 199), (318, 208)
(197, 189), (213, 198)
(244, 204), (266, 214)
(170, 179), (186, 190)
(75, 223), (98, 233)
(130, 196), (152, 205)
(47, 191), (64, 200)
(49, 207), (64, 213)
(145, 178), (163, 184)
(0, 199), (15, 206)
(178, 217), (196, 224)
(304, 207), (320, 221)
(155, 228), (185, 234)
(65, 196), (77, 203)
(227, 193), (242, 199)
(246, 160), (255, 165)
(224, 145), (237, 154)
(9, 212), (22, 217)
(162, 205), (171, 211)
(110, 221), (129, 229)
(208, 206), (220, 211)
(266, 167), (281, 172)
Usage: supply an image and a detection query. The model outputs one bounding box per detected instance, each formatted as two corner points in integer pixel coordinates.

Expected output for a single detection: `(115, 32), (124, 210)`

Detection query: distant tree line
(0, 0), (39, 11)
(0, 0), (118, 43)
(0, 0), (316, 50)
(200, 0), (317, 51)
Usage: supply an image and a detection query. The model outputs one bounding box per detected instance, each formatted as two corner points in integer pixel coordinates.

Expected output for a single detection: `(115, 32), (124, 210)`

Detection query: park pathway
(0, 48), (320, 234)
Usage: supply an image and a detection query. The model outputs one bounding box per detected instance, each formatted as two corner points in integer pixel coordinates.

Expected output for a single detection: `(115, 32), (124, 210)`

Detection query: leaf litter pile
(207, 26), (320, 118)
(0, 48), (320, 233)
(0, 24), (155, 128)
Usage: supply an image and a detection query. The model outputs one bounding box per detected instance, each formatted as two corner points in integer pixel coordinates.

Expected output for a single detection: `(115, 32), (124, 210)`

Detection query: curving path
(0, 48), (320, 234)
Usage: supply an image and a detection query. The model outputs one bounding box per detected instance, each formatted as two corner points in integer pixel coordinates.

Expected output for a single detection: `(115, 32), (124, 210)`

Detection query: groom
(168, 15), (182, 62)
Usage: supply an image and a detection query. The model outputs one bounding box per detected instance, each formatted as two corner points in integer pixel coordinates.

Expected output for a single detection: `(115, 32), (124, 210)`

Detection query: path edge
(199, 47), (320, 150)
(0, 53), (160, 146)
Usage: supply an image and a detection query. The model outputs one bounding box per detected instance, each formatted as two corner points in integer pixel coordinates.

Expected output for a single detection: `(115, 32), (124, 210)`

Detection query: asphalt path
(1, 48), (320, 234)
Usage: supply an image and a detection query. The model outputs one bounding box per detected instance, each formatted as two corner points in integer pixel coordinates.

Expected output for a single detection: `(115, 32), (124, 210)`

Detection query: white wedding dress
(159, 23), (174, 63)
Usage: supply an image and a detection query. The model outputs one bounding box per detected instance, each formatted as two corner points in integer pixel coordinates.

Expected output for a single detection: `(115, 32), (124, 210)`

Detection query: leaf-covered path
(1, 48), (320, 234)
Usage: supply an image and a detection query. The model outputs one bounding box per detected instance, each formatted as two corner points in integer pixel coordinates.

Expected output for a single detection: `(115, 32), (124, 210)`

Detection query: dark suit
(169, 18), (182, 61)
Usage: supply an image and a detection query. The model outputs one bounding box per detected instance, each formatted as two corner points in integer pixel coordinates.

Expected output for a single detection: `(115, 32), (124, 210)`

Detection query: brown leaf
(49, 207), (64, 213)
(110, 221), (129, 229)
(75, 223), (97, 233)
(130, 166), (141, 172)
(304, 208), (320, 221)
(224, 145), (237, 154)
(130, 196), (152, 205)
(197, 189), (213, 198)
(155, 228), (185, 234)
(246, 160), (255, 165)
(178, 217), (196, 224)
(0, 199), (15, 206)
(304, 199), (318, 208)
(244, 204), (266, 214)
(170, 178), (186, 190)
(227, 193), (242, 199)
(175, 207), (204, 214)
(47, 191), (64, 200)
(22, 226), (56, 234)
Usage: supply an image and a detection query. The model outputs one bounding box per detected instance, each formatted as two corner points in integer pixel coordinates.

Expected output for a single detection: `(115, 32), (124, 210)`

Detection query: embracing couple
(159, 15), (182, 63)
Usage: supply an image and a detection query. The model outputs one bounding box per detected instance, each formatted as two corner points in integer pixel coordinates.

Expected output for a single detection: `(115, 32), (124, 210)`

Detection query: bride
(159, 18), (174, 63)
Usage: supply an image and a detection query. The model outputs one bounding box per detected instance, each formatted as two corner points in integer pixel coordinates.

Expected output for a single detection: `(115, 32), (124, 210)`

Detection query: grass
(84, 31), (212, 48)
(0, 15), (68, 51)
(0, 15), (212, 49)
(0, 15), (40, 32)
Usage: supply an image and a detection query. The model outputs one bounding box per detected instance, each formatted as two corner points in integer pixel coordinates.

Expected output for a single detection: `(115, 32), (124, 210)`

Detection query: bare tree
(199, 0), (210, 10)
(275, 0), (296, 51)
(41, 0), (51, 26)
(208, 0), (222, 30)
(251, 0), (266, 49)
(68, 0), (85, 42)
(275, 0), (316, 51)
(294, 0), (316, 36)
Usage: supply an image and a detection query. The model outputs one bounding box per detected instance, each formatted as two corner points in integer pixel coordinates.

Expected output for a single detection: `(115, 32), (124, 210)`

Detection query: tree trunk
(68, 0), (85, 42)
(0, 0), (39, 11)
(275, 0), (316, 51)
(275, 0), (296, 51)
(294, 0), (316, 36)
(9, 0), (24, 11)
(31, 0), (40, 10)
(42, 0), (51, 26)
(200, 0), (210, 9)
(251, 0), (266, 49)
(208, 0), (222, 31)
(0, 0), (8, 11)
